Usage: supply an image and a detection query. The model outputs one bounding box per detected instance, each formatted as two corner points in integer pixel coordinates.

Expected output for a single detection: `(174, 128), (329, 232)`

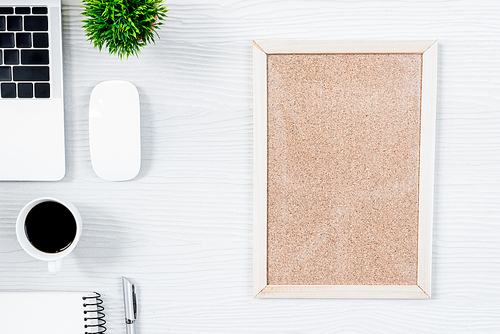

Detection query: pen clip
(123, 276), (137, 322)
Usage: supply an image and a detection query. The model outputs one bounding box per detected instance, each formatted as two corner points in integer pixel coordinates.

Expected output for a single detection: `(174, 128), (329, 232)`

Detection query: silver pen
(122, 276), (138, 334)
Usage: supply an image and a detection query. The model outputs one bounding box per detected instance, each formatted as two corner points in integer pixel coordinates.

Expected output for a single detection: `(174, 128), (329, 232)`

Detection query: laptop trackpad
(0, 99), (65, 181)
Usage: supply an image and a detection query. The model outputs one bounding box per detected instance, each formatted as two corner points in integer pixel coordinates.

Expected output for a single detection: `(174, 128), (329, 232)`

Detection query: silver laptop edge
(0, 0), (65, 181)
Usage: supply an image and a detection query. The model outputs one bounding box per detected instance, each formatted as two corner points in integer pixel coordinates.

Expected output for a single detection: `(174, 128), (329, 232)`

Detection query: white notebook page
(0, 292), (96, 333)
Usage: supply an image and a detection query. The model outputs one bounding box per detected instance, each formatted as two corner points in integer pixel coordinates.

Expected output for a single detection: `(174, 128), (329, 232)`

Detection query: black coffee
(24, 201), (77, 254)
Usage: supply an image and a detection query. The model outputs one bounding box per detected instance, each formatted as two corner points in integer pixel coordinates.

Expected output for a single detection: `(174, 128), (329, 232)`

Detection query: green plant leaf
(81, 0), (169, 59)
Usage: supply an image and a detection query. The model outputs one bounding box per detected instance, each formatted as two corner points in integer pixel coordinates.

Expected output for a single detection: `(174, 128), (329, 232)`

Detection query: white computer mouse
(89, 80), (141, 181)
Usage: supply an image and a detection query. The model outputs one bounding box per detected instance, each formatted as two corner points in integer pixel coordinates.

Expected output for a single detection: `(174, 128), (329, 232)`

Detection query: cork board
(253, 40), (437, 299)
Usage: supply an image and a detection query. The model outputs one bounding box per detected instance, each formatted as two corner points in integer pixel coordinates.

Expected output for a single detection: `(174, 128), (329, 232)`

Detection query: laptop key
(7, 16), (22, 31)
(33, 33), (48, 48)
(21, 50), (49, 65)
(24, 16), (48, 31)
(0, 33), (14, 47)
(18, 82), (33, 98)
(0, 66), (11, 81)
(0, 16), (5, 31)
(0, 7), (13, 15)
(13, 66), (49, 81)
(15, 7), (30, 14)
(32, 7), (48, 15)
(35, 83), (50, 98)
(4, 50), (18, 64)
(16, 32), (31, 48)
(1, 82), (15, 98)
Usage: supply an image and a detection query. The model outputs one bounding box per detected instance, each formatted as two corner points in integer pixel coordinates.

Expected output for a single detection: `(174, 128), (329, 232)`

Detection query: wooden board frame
(253, 40), (437, 299)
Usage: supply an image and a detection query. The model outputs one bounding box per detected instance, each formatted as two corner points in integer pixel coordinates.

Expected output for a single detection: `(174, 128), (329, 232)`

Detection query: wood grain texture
(418, 41), (438, 297)
(252, 43), (267, 297)
(0, 0), (498, 333)
(258, 285), (428, 299)
(255, 39), (436, 54)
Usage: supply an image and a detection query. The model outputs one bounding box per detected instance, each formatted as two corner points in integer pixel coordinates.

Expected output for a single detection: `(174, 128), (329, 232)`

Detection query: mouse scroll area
(89, 81), (141, 181)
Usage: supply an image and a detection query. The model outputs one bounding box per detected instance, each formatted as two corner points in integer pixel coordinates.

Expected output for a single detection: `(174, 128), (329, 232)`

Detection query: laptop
(0, 0), (65, 181)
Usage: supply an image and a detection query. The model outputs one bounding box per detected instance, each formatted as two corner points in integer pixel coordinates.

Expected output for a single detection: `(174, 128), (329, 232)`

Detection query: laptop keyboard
(0, 6), (50, 99)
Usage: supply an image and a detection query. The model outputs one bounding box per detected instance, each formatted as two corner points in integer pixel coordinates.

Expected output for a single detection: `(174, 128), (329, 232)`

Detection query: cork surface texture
(267, 53), (422, 285)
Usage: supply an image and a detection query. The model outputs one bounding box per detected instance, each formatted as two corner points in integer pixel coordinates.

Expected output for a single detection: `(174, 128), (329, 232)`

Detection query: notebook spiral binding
(82, 292), (107, 333)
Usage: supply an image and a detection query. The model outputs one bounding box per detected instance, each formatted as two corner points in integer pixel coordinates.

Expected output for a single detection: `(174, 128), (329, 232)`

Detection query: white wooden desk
(0, 1), (499, 332)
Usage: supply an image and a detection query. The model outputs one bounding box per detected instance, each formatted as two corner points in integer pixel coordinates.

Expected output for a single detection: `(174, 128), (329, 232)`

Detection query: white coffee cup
(16, 197), (82, 276)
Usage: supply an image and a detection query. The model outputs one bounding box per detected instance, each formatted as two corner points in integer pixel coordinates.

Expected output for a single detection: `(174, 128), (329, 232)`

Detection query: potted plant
(81, 0), (169, 59)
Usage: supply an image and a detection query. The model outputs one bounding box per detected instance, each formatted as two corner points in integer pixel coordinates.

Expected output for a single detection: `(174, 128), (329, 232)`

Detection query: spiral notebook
(0, 292), (106, 333)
